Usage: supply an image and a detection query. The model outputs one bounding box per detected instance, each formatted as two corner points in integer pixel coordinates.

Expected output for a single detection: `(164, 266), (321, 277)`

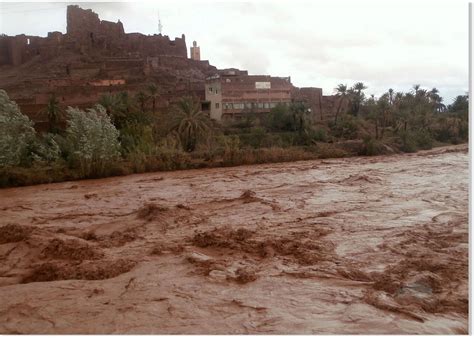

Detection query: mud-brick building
(204, 69), (293, 121)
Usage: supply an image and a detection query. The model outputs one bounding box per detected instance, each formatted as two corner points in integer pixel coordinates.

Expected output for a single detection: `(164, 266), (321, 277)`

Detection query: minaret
(190, 40), (200, 60)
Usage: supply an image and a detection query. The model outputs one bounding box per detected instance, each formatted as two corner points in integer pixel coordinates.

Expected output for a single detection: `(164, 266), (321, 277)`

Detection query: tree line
(0, 81), (468, 187)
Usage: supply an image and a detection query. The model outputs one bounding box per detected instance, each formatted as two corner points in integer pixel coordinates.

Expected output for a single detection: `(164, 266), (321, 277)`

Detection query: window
(269, 102), (277, 108)
(257, 103), (264, 109)
(215, 89), (218, 94)
(208, 87), (213, 93)
(215, 103), (220, 108)
(27, 38), (30, 45)
(234, 103), (244, 109)
(264, 103), (270, 109)
(245, 102), (252, 109)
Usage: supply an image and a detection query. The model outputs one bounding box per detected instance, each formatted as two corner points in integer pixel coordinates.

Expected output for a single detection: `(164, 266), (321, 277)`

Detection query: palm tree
(365, 94), (379, 139)
(334, 84), (348, 124)
(428, 88), (444, 112)
(98, 93), (127, 128)
(388, 88), (394, 105)
(135, 91), (149, 112)
(351, 82), (367, 116)
(45, 94), (62, 133)
(413, 84), (421, 96)
(147, 83), (159, 113)
(169, 97), (212, 152)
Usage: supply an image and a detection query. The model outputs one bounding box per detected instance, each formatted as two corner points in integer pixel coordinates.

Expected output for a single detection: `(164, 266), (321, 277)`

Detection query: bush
(399, 131), (417, 153)
(0, 90), (36, 167)
(359, 136), (385, 156)
(313, 143), (349, 159)
(120, 122), (156, 155)
(458, 120), (468, 141)
(308, 127), (327, 142)
(31, 133), (63, 165)
(329, 115), (360, 140)
(414, 129), (433, 150)
(65, 105), (121, 177)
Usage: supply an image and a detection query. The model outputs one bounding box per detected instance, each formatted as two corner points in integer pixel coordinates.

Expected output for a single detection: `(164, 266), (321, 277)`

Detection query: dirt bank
(0, 144), (468, 334)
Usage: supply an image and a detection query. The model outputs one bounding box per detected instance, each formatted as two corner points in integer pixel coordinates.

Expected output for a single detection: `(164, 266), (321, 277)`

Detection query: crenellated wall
(0, 5), (187, 67)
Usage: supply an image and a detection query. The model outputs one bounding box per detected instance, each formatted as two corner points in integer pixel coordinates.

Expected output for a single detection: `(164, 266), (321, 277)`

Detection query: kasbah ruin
(0, 5), (348, 129)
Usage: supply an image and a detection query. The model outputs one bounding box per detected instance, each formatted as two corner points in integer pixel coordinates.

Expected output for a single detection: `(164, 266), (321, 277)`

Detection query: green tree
(65, 105), (121, 177)
(351, 82), (367, 116)
(334, 84), (348, 125)
(0, 90), (36, 166)
(98, 92), (138, 129)
(168, 97), (212, 152)
(44, 94), (62, 133)
(412, 84), (421, 96)
(135, 91), (149, 112)
(448, 94), (468, 115)
(388, 88), (394, 105)
(290, 102), (309, 134)
(147, 83), (159, 113)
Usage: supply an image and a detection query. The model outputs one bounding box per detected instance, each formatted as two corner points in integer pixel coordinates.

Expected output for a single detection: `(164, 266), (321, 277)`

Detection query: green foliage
(135, 91), (149, 112)
(329, 114), (359, 139)
(31, 133), (62, 165)
(99, 92), (152, 129)
(308, 128), (327, 142)
(0, 83), (469, 188)
(154, 135), (191, 170)
(360, 136), (384, 156)
(120, 122), (155, 155)
(399, 131), (418, 153)
(414, 130), (433, 150)
(448, 94), (468, 115)
(147, 83), (160, 113)
(65, 105), (121, 177)
(237, 127), (266, 148)
(398, 130), (433, 152)
(0, 90), (36, 167)
(263, 104), (294, 131)
(168, 97), (213, 152)
(263, 103), (309, 133)
(45, 94), (63, 133)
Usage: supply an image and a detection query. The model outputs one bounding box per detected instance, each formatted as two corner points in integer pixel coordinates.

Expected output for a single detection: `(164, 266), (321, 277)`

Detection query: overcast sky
(0, 0), (469, 103)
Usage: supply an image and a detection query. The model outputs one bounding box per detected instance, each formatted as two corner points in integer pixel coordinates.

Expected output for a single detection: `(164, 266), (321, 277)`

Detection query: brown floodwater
(0, 144), (468, 334)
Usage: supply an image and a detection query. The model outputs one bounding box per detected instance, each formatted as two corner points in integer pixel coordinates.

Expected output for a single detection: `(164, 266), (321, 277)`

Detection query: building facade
(205, 69), (293, 121)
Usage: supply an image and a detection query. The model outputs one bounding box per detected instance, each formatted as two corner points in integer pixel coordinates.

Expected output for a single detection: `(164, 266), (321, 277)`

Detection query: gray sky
(0, 0), (469, 103)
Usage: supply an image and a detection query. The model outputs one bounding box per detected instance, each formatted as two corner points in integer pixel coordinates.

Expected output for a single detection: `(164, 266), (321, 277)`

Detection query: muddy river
(0, 144), (468, 334)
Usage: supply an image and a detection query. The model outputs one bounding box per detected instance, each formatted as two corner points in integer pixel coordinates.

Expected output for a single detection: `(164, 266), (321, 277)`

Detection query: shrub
(458, 120), (468, 141)
(120, 122), (156, 155)
(153, 135), (191, 170)
(308, 127), (327, 142)
(0, 90), (36, 167)
(399, 131), (418, 153)
(313, 143), (349, 159)
(359, 136), (385, 156)
(31, 133), (62, 165)
(414, 129), (433, 150)
(329, 115), (359, 140)
(65, 105), (121, 177)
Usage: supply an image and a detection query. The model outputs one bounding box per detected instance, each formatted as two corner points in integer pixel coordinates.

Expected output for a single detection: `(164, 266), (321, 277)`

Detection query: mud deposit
(0, 144), (468, 334)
